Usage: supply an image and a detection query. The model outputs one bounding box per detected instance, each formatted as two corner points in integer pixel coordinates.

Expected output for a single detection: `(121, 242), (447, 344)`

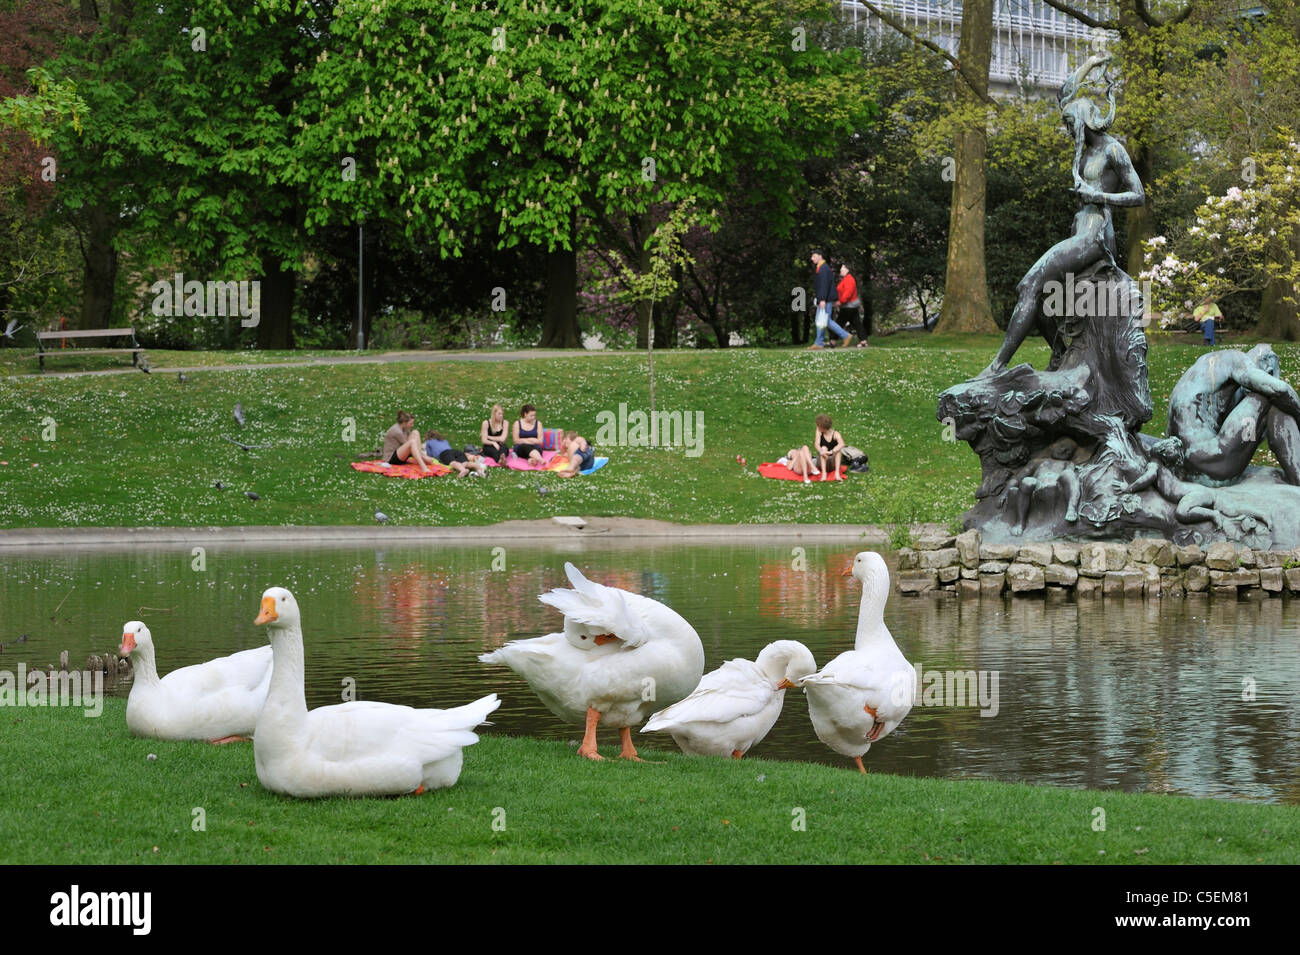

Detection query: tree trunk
(1118, 3), (1155, 279)
(1256, 280), (1300, 341)
(1124, 141), (1156, 278)
(1256, 230), (1300, 340)
(541, 245), (580, 347)
(938, 0), (997, 334)
(633, 213), (653, 349)
(256, 251), (296, 349)
(76, 204), (117, 329)
(861, 246), (874, 338)
(653, 265), (682, 348)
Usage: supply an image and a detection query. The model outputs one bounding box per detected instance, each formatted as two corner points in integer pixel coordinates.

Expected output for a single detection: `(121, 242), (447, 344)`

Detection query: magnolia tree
(1141, 139), (1300, 332)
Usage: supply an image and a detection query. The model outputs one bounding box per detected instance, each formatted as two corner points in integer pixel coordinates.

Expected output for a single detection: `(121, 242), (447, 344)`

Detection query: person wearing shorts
(512, 404), (544, 465)
(424, 431), (486, 477)
(557, 431), (595, 478)
(814, 413), (846, 481)
(381, 411), (436, 473)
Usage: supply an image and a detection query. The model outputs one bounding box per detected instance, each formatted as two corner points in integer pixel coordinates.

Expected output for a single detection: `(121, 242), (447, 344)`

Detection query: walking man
(809, 250), (854, 350)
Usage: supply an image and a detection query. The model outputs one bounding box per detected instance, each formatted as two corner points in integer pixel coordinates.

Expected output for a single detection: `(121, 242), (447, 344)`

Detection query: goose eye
(581, 635), (588, 640)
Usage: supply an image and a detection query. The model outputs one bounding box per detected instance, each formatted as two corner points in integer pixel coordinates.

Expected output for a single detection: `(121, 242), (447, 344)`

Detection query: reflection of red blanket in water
(757, 461), (849, 481)
(757, 557), (855, 623)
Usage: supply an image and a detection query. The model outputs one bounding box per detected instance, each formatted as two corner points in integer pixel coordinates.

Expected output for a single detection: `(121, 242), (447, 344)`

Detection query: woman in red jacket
(836, 265), (868, 347)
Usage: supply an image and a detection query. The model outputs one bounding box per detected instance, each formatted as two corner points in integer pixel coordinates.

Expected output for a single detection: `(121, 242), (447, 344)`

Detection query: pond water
(3, 540), (1298, 805)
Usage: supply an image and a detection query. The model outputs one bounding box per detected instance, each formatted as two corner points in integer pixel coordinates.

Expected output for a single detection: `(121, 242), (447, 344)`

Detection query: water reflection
(2, 542), (1297, 804)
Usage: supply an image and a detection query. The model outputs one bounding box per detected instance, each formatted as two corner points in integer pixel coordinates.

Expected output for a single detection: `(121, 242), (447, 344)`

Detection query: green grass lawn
(2, 700), (1295, 864)
(0, 333), (1294, 530)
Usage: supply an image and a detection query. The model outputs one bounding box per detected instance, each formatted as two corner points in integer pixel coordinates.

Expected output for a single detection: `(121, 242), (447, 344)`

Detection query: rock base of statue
(959, 461), (1300, 550)
(938, 262), (1300, 550)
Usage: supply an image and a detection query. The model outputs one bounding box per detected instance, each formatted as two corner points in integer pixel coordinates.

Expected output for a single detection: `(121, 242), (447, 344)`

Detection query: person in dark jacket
(809, 250), (854, 349)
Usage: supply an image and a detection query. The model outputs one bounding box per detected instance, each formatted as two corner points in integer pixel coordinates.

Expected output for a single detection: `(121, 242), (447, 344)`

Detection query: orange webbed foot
(208, 735), (252, 745)
(618, 726), (644, 762)
(578, 706), (606, 760)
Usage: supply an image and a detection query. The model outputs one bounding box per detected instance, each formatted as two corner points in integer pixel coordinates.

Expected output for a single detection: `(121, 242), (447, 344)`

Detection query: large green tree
(301, 0), (871, 347)
(16, 2), (335, 344)
(0, 1), (86, 333)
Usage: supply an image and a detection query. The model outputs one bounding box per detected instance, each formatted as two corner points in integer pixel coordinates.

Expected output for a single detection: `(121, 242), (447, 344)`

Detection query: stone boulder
(1007, 563), (1046, 593)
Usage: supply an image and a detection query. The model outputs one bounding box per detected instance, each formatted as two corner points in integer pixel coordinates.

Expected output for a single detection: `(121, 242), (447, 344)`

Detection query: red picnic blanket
(758, 461), (849, 481)
(351, 460), (450, 478)
(351, 455), (502, 478)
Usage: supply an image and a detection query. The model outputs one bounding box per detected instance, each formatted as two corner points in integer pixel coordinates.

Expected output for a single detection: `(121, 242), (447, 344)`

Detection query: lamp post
(357, 213), (366, 351)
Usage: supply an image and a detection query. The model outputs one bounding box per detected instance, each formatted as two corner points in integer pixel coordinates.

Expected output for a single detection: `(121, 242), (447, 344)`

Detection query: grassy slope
(0, 335), (1295, 530)
(2, 701), (1295, 864)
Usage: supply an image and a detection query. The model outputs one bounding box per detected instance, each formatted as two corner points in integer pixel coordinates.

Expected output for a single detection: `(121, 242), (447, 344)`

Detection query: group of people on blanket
(381, 404), (594, 478)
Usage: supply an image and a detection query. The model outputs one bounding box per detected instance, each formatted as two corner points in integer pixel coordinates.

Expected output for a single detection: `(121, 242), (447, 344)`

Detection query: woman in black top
(480, 404), (508, 462)
(814, 413), (846, 481)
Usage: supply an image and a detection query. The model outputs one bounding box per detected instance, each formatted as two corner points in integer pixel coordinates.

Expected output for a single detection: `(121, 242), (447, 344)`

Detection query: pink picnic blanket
(505, 450), (563, 471)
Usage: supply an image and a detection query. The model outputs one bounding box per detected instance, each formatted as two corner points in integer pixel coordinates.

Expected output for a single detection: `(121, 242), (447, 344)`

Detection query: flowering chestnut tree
(1140, 139), (1300, 338)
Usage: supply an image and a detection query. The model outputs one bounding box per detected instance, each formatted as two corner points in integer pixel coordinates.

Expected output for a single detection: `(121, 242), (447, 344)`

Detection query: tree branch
(1134, 0), (1195, 28)
(855, 1), (997, 106)
(1037, 0), (1118, 30)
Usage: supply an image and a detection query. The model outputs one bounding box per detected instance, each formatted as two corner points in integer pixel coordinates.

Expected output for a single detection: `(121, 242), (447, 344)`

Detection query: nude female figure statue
(981, 53), (1146, 378)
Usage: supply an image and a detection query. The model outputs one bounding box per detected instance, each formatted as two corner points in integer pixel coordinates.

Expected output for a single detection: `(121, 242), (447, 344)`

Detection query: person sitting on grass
(512, 404), (545, 466)
(778, 445), (818, 484)
(557, 431), (595, 478)
(814, 413), (847, 481)
(424, 431), (487, 478)
(381, 411), (437, 473)
(479, 404), (508, 463)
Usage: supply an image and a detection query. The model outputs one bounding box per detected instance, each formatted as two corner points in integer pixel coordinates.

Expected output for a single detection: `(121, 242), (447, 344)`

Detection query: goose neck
(265, 625), (308, 716)
(853, 578), (888, 650)
(131, 647), (161, 686)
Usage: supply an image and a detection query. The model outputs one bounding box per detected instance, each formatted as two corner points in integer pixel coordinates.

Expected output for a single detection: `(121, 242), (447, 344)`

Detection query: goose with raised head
(799, 552), (915, 773)
(479, 562), (705, 761)
(642, 640), (817, 758)
(119, 620), (272, 743)
(253, 587), (499, 797)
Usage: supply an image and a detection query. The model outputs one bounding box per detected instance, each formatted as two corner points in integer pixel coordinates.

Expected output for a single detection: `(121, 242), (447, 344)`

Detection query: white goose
(799, 551), (915, 773)
(253, 587), (499, 797)
(479, 562), (705, 760)
(119, 620), (272, 743)
(642, 640), (817, 758)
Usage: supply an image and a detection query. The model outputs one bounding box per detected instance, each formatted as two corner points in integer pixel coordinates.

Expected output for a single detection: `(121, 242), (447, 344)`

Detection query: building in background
(840, 0), (1117, 96)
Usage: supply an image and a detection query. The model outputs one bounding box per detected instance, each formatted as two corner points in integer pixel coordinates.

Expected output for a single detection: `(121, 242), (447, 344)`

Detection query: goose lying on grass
(800, 552), (915, 773)
(253, 587), (499, 797)
(119, 621), (272, 743)
(479, 562), (704, 761)
(642, 640), (817, 758)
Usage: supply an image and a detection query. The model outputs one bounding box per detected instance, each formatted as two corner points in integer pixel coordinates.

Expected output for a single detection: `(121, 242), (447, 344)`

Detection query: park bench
(36, 327), (145, 371)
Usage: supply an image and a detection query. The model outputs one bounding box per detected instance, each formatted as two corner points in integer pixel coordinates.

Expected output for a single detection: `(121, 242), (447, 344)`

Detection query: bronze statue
(982, 53), (1146, 378)
(1151, 344), (1300, 485)
(937, 54), (1300, 548)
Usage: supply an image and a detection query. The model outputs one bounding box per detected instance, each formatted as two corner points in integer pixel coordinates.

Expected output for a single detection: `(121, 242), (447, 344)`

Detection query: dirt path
(21, 348), (619, 379)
